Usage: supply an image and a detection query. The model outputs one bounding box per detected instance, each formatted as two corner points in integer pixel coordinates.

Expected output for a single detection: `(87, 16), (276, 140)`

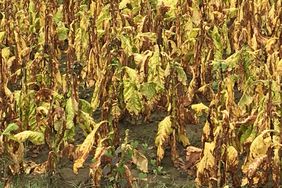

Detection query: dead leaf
(132, 149), (148, 173)
(185, 146), (202, 169)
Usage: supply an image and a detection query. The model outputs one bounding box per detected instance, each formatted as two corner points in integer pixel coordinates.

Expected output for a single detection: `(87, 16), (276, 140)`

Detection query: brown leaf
(185, 146), (202, 169)
(89, 139), (109, 187)
(7, 143), (24, 175)
(132, 149), (148, 173)
(242, 155), (267, 178)
(124, 164), (134, 188)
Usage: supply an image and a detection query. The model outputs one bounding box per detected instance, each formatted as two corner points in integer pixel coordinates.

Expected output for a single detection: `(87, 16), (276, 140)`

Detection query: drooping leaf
(2, 47), (10, 60)
(242, 155), (267, 181)
(119, 0), (130, 9)
(57, 22), (69, 41)
(174, 63), (187, 85)
(185, 146), (202, 169)
(238, 93), (253, 111)
(136, 32), (157, 42)
(96, 4), (111, 30)
(155, 116), (172, 162)
(2, 123), (19, 136)
(53, 5), (63, 24)
(195, 142), (216, 186)
(73, 121), (106, 174)
(0, 31), (5, 43)
(90, 77), (102, 111)
(125, 66), (138, 82)
(249, 131), (271, 158)
(177, 133), (190, 147)
(65, 97), (77, 141)
(277, 59), (282, 74)
(226, 146), (238, 171)
(14, 131), (44, 145)
(140, 82), (157, 100)
(123, 79), (142, 115)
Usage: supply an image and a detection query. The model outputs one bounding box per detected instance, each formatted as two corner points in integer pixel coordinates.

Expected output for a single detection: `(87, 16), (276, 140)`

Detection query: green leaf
(120, 35), (132, 55)
(66, 97), (77, 140)
(148, 46), (165, 92)
(140, 82), (157, 100)
(123, 80), (142, 115)
(28, 0), (36, 17)
(136, 32), (157, 42)
(119, 0), (130, 9)
(125, 66), (137, 81)
(174, 63), (187, 85)
(238, 93), (253, 110)
(53, 5), (63, 24)
(14, 131), (44, 145)
(2, 123), (19, 136)
(240, 125), (253, 143)
(66, 97), (76, 129)
(96, 4), (111, 30)
(224, 51), (241, 70)
(79, 99), (93, 114)
(211, 26), (223, 60)
(57, 22), (69, 41)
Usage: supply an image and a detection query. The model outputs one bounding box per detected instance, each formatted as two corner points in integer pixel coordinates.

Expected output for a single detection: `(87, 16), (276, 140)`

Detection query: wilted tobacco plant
(0, 0), (281, 187)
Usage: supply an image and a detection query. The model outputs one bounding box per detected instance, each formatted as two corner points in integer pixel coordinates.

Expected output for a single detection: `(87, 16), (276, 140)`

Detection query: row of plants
(0, 0), (281, 187)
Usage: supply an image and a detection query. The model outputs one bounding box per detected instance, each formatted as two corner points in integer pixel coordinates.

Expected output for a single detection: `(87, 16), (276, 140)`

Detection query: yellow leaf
(2, 47), (10, 60)
(178, 133), (190, 147)
(191, 103), (209, 115)
(249, 131), (271, 158)
(277, 59), (282, 74)
(0, 31), (5, 43)
(196, 142), (216, 186)
(226, 146), (238, 170)
(155, 116), (172, 162)
(20, 47), (31, 57)
(73, 121), (105, 174)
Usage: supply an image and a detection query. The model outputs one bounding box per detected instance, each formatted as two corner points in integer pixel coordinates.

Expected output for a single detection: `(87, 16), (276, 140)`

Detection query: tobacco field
(0, 0), (281, 187)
